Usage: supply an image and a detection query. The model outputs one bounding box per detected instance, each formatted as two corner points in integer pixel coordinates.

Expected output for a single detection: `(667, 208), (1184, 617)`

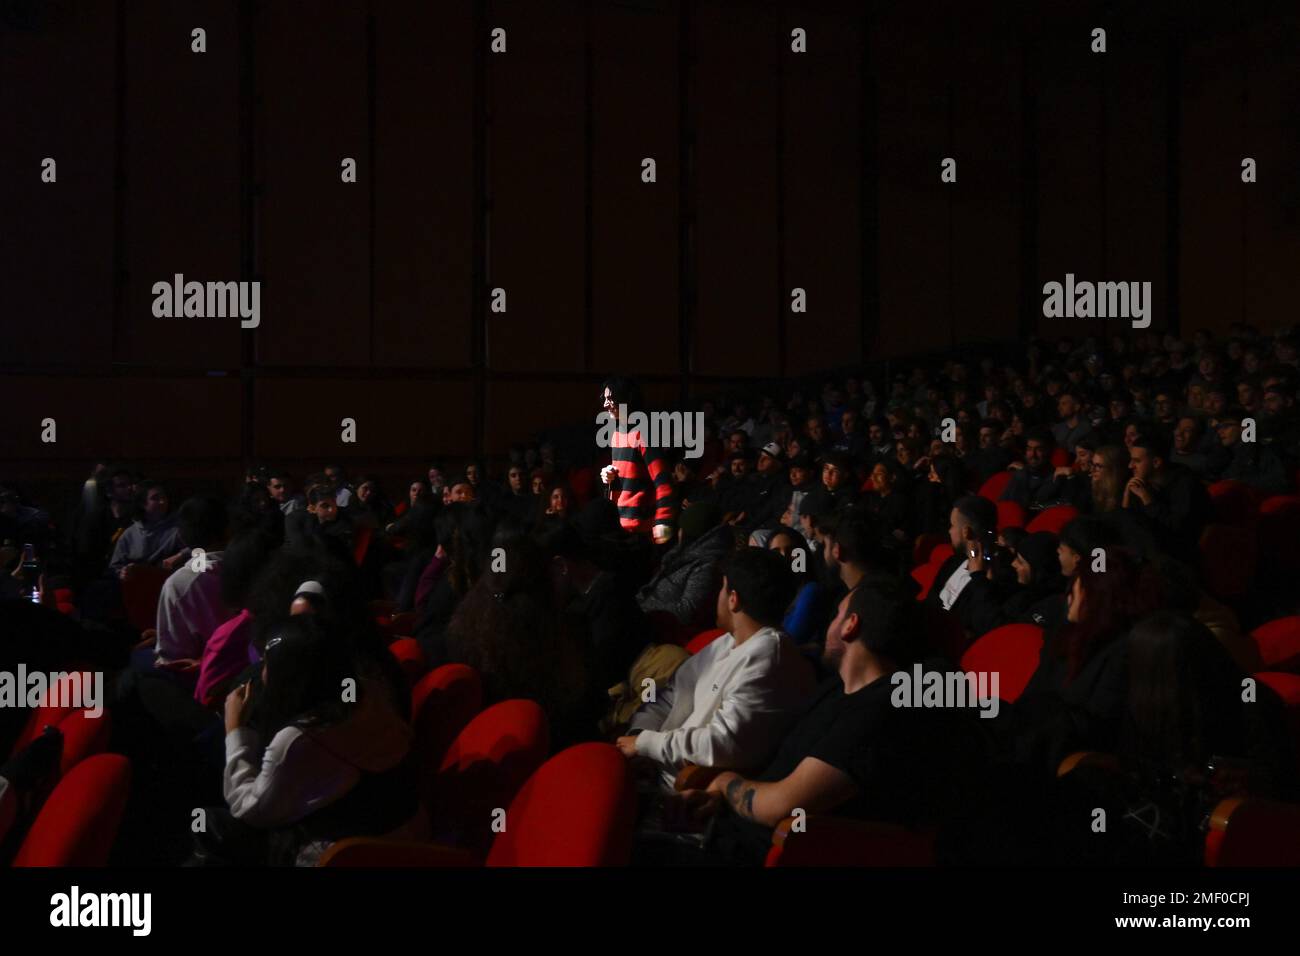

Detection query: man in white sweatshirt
(617, 547), (816, 790)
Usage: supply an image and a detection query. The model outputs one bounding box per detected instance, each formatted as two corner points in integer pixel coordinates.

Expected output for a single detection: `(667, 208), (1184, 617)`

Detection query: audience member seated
(619, 548), (815, 790)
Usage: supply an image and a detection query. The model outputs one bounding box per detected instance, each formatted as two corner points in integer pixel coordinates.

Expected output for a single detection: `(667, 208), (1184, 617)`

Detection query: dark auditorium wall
(2, 0), (1298, 482)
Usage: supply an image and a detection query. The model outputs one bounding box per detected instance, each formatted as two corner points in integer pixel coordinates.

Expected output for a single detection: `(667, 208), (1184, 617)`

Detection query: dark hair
(1059, 549), (1153, 680)
(1123, 611), (1246, 776)
(599, 376), (643, 412)
(845, 582), (910, 660)
(254, 616), (355, 738)
(1024, 426), (1056, 449)
(444, 536), (585, 718)
(219, 530), (276, 609)
(720, 548), (797, 627)
(830, 509), (887, 570)
(1059, 515), (1120, 562)
(177, 495), (228, 549)
(308, 485), (338, 506)
(953, 495), (997, 539)
(1130, 429), (1170, 463)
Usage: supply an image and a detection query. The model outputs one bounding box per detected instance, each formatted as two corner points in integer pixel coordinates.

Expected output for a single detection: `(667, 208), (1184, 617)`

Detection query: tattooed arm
(706, 758), (860, 829)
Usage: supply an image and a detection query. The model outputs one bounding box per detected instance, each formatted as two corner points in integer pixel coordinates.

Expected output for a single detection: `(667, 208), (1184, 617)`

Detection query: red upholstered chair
(686, 628), (726, 655)
(121, 564), (170, 633)
(1207, 480), (1264, 525)
(352, 524), (373, 566)
(912, 532), (948, 569)
(929, 542), (951, 565)
(325, 747), (632, 869)
(1205, 797), (1300, 867)
(1258, 495), (1300, 576)
(1198, 523), (1257, 601)
(1049, 447), (1070, 469)
(978, 471), (1013, 502)
(486, 743), (637, 866)
(427, 699), (550, 858)
(411, 664), (483, 812)
(995, 500), (1027, 532)
(766, 816), (936, 867)
(1025, 505), (1078, 535)
(959, 624), (1045, 704)
(1251, 617), (1300, 674)
(911, 562), (940, 602)
(10, 672), (104, 760)
(387, 637), (428, 685)
(13, 754), (131, 867)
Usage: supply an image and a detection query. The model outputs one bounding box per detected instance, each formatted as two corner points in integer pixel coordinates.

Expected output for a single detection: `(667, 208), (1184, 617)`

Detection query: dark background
(2, 0), (1298, 488)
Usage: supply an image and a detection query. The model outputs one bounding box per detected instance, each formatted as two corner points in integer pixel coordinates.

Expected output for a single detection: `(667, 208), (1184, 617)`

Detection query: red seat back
(1206, 797), (1300, 867)
(429, 700), (550, 857)
(960, 624), (1045, 703)
(122, 565), (170, 633)
(995, 500), (1027, 532)
(766, 818), (936, 867)
(912, 562), (941, 602)
(10, 672), (100, 756)
(977, 471), (1012, 502)
(411, 664), (483, 809)
(1025, 505), (1078, 535)
(54, 709), (113, 777)
(1207, 480), (1264, 525)
(1251, 617), (1300, 674)
(13, 754), (131, 867)
(1049, 447), (1070, 469)
(388, 637), (428, 685)
(352, 524), (373, 566)
(486, 743), (636, 867)
(912, 533), (948, 569)
(685, 628), (726, 655)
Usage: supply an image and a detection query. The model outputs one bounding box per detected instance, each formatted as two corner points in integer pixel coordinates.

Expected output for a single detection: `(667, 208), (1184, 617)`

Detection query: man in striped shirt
(599, 377), (677, 544)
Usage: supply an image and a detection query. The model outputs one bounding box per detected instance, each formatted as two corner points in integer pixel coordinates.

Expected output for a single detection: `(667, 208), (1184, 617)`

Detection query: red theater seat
(912, 533), (948, 569)
(1205, 797), (1300, 867)
(1251, 617), (1300, 674)
(912, 562), (941, 602)
(766, 816), (936, 867)
(486, 743), (636, 867)
(959, 624), (1045, 704)
(388, 637), (428, 685)
(121, 565), (170, 634)
(1025, 505), (1078, 535)
(995, 500), (1027, 532)
(427, 699), (550, 858)
(1207, 480), (1264, 525)
(13, 754), (131, 867)
(978, 471), (1012, 502)
(411, 664), (483, 811)
(686, 628), (726, 655)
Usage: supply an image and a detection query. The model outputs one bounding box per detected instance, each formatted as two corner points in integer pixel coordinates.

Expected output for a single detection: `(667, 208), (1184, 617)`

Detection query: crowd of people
(1, 323), (1298, 866)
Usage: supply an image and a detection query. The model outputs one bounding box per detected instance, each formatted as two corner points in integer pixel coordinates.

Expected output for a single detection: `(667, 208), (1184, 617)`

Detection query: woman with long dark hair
(202, 615), (419, 866)
(1011, 549), (1156, 773)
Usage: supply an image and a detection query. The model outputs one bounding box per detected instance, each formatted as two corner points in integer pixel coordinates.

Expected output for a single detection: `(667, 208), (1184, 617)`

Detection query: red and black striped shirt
(610, 427), (676, 535)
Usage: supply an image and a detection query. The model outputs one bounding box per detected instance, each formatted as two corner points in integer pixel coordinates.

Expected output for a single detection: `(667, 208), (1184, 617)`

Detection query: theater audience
(636, 500), (735, 642)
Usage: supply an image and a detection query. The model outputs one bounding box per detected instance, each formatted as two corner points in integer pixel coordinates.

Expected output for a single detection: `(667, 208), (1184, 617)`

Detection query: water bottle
(21, 543), (40, 603)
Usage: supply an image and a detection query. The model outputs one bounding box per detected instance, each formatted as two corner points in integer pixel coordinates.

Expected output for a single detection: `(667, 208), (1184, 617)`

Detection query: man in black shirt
(674, 582), (978, 864)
